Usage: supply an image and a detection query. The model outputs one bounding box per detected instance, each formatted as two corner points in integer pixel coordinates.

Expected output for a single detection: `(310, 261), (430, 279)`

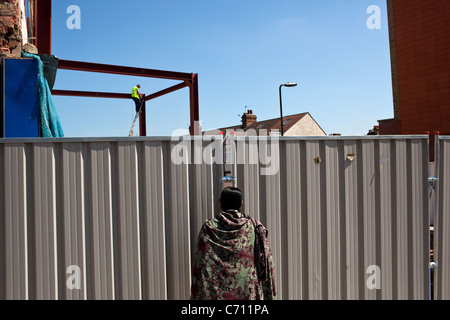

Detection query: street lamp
(279, 82), (297, 136)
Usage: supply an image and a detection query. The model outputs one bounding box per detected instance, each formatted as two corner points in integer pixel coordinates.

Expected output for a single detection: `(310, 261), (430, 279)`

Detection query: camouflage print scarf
(190, 210), (276, 300)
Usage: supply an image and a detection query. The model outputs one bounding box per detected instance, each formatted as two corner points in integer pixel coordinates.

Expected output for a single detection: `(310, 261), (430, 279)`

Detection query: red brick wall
(391, 0), (450, 137)
(378, 118), (402, 135)
(0, 0), (22, 57)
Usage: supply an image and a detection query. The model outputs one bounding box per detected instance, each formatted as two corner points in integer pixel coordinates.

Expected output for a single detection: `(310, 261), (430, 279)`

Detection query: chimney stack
(242, 109), (257, 127)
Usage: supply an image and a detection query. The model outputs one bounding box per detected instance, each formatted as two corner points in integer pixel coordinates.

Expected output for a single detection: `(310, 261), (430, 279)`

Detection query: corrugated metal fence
(0, 138), (222, 300)
(230, 136), (430, 300)
(434, 136), (450, 300)
(0, 136), (439, 300)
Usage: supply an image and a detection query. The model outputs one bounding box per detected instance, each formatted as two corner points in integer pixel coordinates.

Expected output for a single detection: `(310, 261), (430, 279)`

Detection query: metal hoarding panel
(188, 138), (223, 270)
(86, 142), (115, 299)
(259, 141), (282, 300)
(60, 142), (87, 300)
(1, 144), (29, 299)
(31, 143), (59, 299)
(236, 137), (261, 222)
(165, 139), (191, 300)
(435, 136), (450, 300)
(113, 142), (142, 300)
(139, 141), (167, 300)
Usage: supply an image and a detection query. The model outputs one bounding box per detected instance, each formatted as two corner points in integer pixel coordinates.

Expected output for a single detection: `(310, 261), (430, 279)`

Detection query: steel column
(1, 60), (4, 137)
(35, 0), (52, 54)
(189, 73), (200, 135)
(139, 97), (147, 137)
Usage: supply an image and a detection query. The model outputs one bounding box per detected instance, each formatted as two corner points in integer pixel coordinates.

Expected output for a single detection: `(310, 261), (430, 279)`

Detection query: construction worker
(131, 84), (143, 113)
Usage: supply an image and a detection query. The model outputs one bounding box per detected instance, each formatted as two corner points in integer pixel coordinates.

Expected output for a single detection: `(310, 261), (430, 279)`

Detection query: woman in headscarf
(191, 187), (276, 300)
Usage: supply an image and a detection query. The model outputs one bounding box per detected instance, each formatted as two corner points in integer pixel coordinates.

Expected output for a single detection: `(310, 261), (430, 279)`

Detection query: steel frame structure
(52, 60), (199, 136)
(35, 0), (200, 136)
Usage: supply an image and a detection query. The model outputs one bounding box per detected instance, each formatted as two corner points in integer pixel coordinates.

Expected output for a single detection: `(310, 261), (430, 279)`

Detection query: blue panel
(4, 59), (39, 138)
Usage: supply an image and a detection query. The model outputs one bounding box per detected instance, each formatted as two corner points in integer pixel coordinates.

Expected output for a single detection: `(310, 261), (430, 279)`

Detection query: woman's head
(219, 187), (243, 211)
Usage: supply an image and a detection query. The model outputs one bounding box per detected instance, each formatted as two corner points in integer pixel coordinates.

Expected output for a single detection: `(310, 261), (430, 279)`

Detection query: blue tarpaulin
(22, 52), (64, 138)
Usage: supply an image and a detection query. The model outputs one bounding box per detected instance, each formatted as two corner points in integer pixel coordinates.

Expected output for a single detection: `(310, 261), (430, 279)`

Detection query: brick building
(210, 110), (326, 137)
(379, 0), (450, 160)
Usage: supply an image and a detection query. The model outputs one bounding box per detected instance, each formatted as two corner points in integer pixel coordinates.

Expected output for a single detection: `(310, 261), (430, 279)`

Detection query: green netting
(22, 52), (64, 138)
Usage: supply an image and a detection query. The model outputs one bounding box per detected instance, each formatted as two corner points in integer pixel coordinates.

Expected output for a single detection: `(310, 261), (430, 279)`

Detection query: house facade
(208, 110), (326, 137)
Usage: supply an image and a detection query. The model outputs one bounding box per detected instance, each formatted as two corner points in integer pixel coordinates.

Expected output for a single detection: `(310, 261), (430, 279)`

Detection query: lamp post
(279, 82), (297, 136)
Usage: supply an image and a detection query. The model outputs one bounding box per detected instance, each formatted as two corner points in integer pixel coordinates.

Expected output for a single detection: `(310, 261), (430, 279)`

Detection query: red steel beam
(58, 59), (193, 81)
(144, 81), (189, 102)
(52, 90), (131, 99)
(35, 0), (52, 54)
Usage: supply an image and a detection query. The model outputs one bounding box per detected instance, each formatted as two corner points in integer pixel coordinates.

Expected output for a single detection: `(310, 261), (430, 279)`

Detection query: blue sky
(51, 0), (393, 137)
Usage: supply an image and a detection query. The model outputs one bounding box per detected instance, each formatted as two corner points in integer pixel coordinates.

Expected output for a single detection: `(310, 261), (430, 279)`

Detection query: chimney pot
(242, 110), (257, 127)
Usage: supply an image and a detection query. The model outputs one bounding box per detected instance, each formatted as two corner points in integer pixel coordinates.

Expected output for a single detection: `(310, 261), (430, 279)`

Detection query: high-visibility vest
(132, 86), (140, 99)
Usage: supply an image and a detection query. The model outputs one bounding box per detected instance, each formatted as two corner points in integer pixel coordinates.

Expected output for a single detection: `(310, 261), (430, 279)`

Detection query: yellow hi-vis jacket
(132, 86), (140, 99)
